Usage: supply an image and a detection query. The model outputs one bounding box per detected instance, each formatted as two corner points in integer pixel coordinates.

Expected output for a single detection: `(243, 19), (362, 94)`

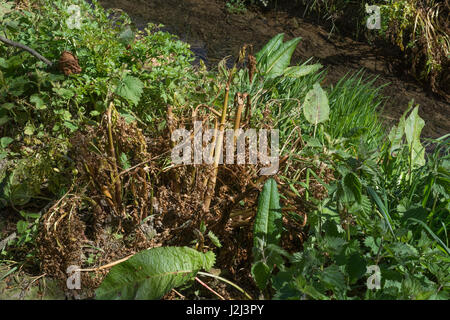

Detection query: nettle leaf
(320, 265), (346, 293)
(30, 94), (47, 110)
(52, 87), (74, 99)
(95, 246), (215, 300)
(390, 242), (419, 258)
(115, 75), (144, 106)
(346, 253), (367, 283)
(364, 236), (381, 255)
(323, 236), (346, 254)
(16, 220), (28, 234)
(343, 172), (362, 203)
(303, 83), (329, 125)
(251, 261), (271, 290)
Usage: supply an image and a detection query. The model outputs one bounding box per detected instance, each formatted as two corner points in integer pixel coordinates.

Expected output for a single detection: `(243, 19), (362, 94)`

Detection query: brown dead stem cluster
(36, 46), (334, 298)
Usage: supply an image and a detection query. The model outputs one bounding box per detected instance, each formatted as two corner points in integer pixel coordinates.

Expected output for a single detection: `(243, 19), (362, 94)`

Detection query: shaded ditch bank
(99, 0), (449, 139)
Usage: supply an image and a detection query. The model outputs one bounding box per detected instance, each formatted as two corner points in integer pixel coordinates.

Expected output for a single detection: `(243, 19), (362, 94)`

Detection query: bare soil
(100, 0), (449, 139)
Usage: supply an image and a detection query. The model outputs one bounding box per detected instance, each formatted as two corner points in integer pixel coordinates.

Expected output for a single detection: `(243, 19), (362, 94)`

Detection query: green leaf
(251, 178), (282, 290)
(388, 102), (412, 156)
(119, 152), (130, 170)
(207, 231), (222, 248)
(407, 218), (450, 255)
(366, 186), (395, 237)
(284, 64), (322, 78)
(30, 94), (47, 110)
(1, 103), (15, 111)
(9, 183), (32, 206)
(344, 172), (362, 203)
(115, 75), (144, 106)
(320, 265), (346, 292)
(253, 178), (282, 253)
(255, 33), (284, 64)
(256, 34), (302, 77)
(364, 236), (381, 255)
(265, 37), (302, 77)
(24, 125), (34, 136)
(390, 242), (418, 258)
(16, 220), (28, 234)
(95, 246), (215, 300)
(303, 83), (329, 125)
(52, 87), (74, 99)
(251, 261), (271, 290)
(346, 253), (367, 283)
(404, 106), (425, 167)
(1, 137), (13, 148)
(0, 116), (10, 126)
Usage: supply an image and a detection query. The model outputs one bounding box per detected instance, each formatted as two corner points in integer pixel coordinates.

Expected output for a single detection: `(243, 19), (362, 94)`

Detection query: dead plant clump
(35, 99), (334, 298)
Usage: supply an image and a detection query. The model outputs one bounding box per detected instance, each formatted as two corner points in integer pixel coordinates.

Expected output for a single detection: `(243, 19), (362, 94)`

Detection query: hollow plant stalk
(203, 66), (236, 212)
(107, 101), (123, 215)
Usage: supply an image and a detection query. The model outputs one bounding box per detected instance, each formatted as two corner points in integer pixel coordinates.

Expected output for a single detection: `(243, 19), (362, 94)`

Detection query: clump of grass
(326, 70), (386, 148)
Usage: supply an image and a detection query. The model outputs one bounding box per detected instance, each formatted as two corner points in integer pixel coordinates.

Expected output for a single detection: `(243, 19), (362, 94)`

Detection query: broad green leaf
(1, 137), (13, 148)
(253, 178), (282, 252)
(390, 242), (418, 258)
(294, 275), (329, 300)
(255, 33), (284, 63)
(95, 246), (215, 300)
(364, 236), (381, 255)
(388, 102), (412, 156)
(264, 37), (302, 77)
(284, 64), (322, 78)
(404, 106), (425, 167)
(252, 178), (282, 289)
(115, 75), (144, 106)
(9, 183), (32, 206)
(0, 58), (7, 68)
(303, 83), (329, 125)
